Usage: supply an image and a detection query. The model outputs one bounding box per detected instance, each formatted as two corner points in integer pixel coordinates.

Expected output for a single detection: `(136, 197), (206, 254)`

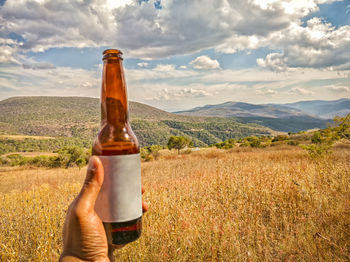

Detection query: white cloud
(1, 61), (349, 111)
(153, 64), (176, 72)
(257, 89), (276, 95)
(288, 87), (314, 96)
(257, 17), (350, 71)
(106, 0), (132, 9)
(328, 85), (350, 93)
(0, 0), (117, 53)
(0, 45), (16, 63)
(216, 35), (260, 54)
(137, 62), (149, 68)
(257, 53), (289, 72)
(1, 0), (346, 70)
(125, 65), (196, 81)
(0, 64), (100, 99)
(147, 87), (214, 101)
(190, 56), (220, 70)
(22, 62), (56, 70)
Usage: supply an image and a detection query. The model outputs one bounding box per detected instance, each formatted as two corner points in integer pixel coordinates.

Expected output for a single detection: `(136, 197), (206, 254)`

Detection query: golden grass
(1, 146), (349, 261)
(3, 152), (58, 157)
(0, 135), (54, 140)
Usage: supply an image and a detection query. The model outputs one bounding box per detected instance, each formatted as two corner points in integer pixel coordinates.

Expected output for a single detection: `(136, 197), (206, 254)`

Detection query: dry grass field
(0, 146), (349, 261)
(0, 135), (54, 140)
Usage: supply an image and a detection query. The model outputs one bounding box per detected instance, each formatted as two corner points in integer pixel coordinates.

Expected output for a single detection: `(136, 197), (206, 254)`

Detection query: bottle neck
(101, 58), (129, 126)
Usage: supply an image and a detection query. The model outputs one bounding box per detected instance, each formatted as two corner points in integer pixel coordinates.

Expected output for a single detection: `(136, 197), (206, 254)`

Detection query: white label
(94, 154), (142, 223)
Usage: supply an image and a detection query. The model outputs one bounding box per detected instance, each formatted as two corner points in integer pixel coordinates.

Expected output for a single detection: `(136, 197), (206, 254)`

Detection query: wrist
(60, 253), (110, 262)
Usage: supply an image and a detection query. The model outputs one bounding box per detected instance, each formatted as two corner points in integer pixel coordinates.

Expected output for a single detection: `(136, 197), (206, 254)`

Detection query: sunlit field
(1, 146), (349, 261)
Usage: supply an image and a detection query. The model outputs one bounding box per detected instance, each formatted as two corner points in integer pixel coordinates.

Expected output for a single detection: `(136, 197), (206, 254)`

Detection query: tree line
(1, 114), (349, 167)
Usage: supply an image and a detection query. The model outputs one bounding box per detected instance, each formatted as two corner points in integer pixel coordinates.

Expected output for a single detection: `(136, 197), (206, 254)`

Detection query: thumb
(75, 156), (104, 214)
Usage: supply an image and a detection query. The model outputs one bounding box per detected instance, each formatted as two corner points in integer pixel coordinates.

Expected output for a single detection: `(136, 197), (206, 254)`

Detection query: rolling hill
(174, 100), (344, 132)
(175, 101), (306, 118)
(0, 96), (273, 147)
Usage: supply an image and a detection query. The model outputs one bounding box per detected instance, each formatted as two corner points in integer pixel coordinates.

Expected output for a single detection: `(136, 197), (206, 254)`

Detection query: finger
(108, 245), (115, 262)
(75, 156), (104, 213)
(142, 200), (149, 213)
(141, 187), (149, 213)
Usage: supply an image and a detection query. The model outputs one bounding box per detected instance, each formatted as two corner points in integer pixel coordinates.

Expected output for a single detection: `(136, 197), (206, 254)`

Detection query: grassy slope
(0, 96), (272, 147)
(236, 116), (330, 133)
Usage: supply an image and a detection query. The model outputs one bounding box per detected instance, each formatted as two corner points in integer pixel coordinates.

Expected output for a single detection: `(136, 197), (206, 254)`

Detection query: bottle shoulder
(92, 122), (139, 156)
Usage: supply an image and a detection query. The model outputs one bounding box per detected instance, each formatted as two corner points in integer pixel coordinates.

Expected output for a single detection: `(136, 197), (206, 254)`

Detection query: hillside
(0, 96), (272, 147)
(235, 116), (330, 133)
(175, 101), (306, 118)
(175, 99), (350, 119)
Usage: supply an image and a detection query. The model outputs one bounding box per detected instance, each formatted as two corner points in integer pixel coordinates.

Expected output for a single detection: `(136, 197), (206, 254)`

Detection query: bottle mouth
(103, 49), (123, 60)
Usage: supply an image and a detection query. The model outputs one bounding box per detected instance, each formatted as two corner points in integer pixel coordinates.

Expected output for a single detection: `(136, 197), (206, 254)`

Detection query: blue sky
(0, 0), (349, 111)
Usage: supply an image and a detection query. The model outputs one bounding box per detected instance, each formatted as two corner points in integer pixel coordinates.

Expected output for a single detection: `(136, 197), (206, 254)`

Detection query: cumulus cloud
(148, 87), (214, 101)
(0, 35), (21, 63)
(153, 64), (176, 72)
(257, 53), (289, 72)
(114, 0), (332, 58)
(0, 65), (100, 99)
(0, 45), (16, 63)
(328, 85), (350, 92)
(22, 62), (56, 70)
(0, 0), (116, 53)
(257, 17), (350, 71)
(257, 89), (276, 95)
(125, 64), (195, 81)
(1, 0), (346, 68)
(137, 62), (149, 68)
(190, 56), (220, 70)
(288, 87), (314, 96)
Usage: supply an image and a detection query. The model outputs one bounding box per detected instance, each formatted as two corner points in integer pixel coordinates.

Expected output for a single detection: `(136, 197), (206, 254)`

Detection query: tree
(167, 136), (193, 153)
(333, 114), (350, 140)
(58, 146), (88, 168)
(311, 131), (322, 144)
(299, 114), (350, 159)
(141, 145), (163, 161)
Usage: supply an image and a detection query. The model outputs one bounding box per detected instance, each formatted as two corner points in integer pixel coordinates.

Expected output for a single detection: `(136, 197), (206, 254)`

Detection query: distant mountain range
(281, 99), (350, 119)
(0, 96), (345, 146)
(174, 99), (350, 133)
(175, 101), (305, 118)
(175, 98), (350, 119)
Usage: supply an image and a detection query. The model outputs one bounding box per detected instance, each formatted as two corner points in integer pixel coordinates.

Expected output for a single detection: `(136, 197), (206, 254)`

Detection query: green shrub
(300, 144), (332, 159)
(58, 146), (89, 168)
(272, 135), (289, 142)
(141, 145), (163, 161)
(0, 147), (88, 168)
(182, 149), (192, 154)
(250, 138), (261, 148)
(167, 136), (193, 153)
(311, 131), (322, 144)
(6, 154), (26, 166)
(287, 140), (299, 146)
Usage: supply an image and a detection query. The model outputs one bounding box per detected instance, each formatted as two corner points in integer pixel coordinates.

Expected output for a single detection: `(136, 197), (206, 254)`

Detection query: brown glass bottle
(92, 49), (142, 246)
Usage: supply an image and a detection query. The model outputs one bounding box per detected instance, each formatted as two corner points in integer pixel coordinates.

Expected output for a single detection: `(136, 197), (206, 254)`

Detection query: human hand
(60, 156), (148, 262)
